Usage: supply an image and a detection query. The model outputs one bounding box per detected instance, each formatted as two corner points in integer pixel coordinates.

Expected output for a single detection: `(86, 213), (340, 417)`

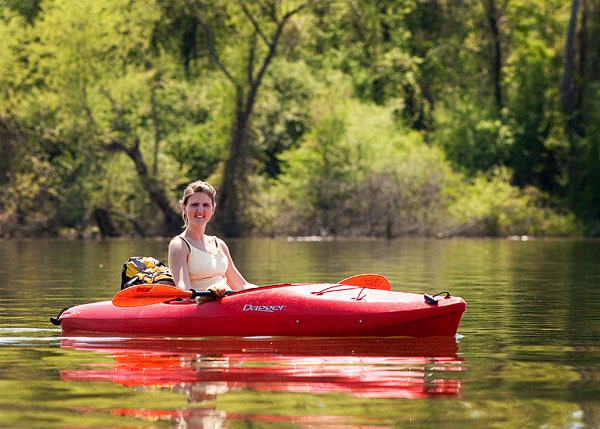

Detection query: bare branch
(560, 0), (579, 116)
(196, 11), (240, 88)
(257, 0), (278, 22)
(101, 137), (133, 154)
(248, 33), (257, 85)
(251, 13), (290, 83)
(102, 137), (181, 232)
(285, 0), (322, 19)
(239, 0), (318, 47)
(238, 0), (270, 46)
(99, 86), (133, 135)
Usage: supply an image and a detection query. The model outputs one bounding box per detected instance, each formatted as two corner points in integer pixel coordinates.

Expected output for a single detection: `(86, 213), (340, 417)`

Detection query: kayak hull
(58, 284), (467, 337)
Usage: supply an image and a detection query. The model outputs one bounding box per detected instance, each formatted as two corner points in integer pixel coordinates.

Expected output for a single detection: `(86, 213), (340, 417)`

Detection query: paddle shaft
(121, 287), (234, 300)
(112, 274), (391, 307)
(112, 284), (239, 307)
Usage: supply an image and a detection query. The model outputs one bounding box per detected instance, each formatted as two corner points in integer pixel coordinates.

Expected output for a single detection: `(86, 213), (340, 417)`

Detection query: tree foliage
(0, 0), (595, 238)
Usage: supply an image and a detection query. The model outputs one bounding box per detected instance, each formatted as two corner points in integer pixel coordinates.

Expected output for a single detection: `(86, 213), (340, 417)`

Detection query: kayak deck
(57, 283), (467, 337)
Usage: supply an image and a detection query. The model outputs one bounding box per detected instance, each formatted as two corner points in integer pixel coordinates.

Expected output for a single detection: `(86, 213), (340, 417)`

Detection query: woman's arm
(217, 238), (257, 290)
(168, 237), (192, 290)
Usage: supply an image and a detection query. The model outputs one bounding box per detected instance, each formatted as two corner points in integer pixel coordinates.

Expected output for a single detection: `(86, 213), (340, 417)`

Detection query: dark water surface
(0, 238), (598, 428)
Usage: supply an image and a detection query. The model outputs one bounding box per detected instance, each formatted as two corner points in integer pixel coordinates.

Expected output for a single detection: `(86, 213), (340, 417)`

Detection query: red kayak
(55, 283), (466, 337)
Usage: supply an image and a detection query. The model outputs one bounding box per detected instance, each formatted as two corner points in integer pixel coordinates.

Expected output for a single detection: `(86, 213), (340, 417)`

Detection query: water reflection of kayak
(60, 336), (465, 400)
(55, 283), (466, 337)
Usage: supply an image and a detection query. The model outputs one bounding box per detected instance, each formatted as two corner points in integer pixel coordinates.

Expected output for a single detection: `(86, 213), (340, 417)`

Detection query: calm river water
(0, 237), (598, 428)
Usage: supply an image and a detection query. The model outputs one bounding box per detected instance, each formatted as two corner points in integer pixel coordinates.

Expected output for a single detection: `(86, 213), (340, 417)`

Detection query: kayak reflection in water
(168, 180), (257, 301)
(59, 336), (465, 426)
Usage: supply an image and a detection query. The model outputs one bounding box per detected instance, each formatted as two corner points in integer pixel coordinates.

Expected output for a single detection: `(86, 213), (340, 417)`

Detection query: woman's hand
(207, 284), (227, 298)
(195, 284), (227, 303)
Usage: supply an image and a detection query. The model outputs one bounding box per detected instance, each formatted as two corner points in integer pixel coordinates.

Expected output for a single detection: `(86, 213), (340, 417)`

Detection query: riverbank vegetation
(0, 0), (597, 238)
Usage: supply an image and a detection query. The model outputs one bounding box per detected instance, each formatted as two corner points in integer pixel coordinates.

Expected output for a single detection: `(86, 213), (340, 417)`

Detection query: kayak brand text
(242, 304), (287, 313)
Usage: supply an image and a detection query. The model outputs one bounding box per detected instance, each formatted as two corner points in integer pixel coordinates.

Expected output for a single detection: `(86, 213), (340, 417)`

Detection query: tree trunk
(560, 0), (579, 126)
(483, 0), (503, 109)
(201, 1), (311, 237)
(217, 92), (249, 237)
(93, 207), (120, 237)
(150, 81), (161, 177)
(103, 138), (182, 235)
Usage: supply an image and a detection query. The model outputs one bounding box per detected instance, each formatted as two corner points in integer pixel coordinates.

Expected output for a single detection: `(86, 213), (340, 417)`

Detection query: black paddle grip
(190, 288), (236, 299)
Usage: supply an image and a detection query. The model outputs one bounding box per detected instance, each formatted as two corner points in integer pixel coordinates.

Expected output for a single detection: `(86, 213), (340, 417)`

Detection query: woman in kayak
(168, 180), (256, 300)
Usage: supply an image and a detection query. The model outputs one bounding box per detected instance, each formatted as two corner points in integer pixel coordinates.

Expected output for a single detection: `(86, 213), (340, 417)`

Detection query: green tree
(267, 89), (456, 238)
(1, 0), (42, 22)
(0, 0), (589, 238)
(560, 0), (600, 232)
(10, 0), (185, 236)
(159, 0), (315, 236)
(307, 0), (429, 129)
(502, 0), (569, 193)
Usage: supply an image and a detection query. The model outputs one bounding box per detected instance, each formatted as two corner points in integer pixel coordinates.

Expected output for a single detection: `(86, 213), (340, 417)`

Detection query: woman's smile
(194, 210), (208, 220)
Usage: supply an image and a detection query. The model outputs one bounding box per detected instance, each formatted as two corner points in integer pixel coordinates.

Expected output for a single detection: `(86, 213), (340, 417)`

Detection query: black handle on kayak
(424, 291), (452, 305)
(50, 307), (69, 326)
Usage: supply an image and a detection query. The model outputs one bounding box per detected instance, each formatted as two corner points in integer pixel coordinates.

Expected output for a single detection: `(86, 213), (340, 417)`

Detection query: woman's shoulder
(169, 235), (191, 252)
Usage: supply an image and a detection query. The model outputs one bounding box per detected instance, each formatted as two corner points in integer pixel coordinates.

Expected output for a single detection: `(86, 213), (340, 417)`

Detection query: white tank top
(180, 236), (230, 290)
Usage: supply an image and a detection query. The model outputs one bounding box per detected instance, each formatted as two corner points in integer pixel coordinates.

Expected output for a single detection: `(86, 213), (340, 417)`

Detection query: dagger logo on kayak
(242, 304), (287, 313)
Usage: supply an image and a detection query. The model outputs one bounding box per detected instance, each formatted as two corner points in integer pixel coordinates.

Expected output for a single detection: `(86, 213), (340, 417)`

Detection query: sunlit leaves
(0, 0), (591, 237)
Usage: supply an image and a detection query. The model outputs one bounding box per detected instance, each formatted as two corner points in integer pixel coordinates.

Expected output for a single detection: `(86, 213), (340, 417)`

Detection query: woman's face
(183, 192), (215, 228)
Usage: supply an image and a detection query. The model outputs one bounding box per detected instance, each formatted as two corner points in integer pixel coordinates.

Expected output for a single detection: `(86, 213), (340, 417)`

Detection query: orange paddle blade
(112, 284), (192, 307)
(339, 274), (391, 291)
